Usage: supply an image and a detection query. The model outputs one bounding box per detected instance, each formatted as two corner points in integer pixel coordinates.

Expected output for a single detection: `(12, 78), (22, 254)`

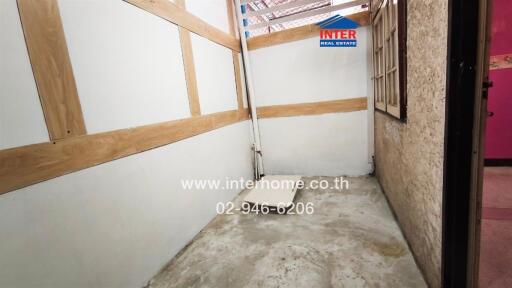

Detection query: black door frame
(442, 0), (488, 287)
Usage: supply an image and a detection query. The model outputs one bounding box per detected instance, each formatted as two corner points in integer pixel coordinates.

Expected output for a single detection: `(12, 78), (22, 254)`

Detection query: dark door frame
(443, 0), (491, 287)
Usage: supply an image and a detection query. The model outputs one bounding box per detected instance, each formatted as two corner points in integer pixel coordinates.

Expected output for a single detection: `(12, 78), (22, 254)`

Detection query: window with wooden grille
(371, 0), (406, 120)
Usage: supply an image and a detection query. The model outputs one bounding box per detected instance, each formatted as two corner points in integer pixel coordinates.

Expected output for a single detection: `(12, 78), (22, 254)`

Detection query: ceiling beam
(247, 0), (367, 30)
(246, 0), (327, 18)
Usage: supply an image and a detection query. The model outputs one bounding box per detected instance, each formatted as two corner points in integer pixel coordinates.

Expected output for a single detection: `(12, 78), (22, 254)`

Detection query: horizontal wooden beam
(257, 97), (367, 119)
(0, 110), (249, 195)
(17, 0), (87, 140)
(247, 11), (370, 50)
(124, 0), (241, 52)
(248, 23), (320, 50)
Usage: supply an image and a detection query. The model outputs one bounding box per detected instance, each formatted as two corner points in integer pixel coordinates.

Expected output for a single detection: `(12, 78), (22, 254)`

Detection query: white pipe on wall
(234, 0), (264, 179)
(367, 18), (375, 169)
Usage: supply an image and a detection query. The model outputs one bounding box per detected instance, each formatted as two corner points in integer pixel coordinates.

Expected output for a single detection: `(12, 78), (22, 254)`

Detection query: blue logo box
(320, 40), (357, 47)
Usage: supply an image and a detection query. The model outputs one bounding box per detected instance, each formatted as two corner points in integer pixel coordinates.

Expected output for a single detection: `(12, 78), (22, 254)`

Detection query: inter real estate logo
(317, 15), (359, 47)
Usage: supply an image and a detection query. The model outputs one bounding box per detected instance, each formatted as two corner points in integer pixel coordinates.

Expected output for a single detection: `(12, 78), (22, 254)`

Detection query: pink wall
(485, 0), (512, 159)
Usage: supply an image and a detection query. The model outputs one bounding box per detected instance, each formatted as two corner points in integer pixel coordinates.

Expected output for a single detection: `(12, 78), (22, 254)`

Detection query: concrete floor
(148, 176), (427, 288)
(479, 167), (512, 288)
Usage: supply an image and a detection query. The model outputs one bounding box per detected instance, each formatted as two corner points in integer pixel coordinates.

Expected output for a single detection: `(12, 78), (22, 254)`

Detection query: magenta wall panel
(489, 0), (512, 56)
(486, 69), (512, 158)
(485, 0), (512, 159)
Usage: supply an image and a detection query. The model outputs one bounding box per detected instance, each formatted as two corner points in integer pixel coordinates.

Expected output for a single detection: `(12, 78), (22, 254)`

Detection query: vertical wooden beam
(176, 0), (200, 115)
(228, 0), (246, 126)
(228, 1), (244, 111)
(179, 27), (201, 116)
(232, 52), (245, 111)
(175, 0), (200, 116)
(226, 0), (238, 37)
(17, 0), (86, 140)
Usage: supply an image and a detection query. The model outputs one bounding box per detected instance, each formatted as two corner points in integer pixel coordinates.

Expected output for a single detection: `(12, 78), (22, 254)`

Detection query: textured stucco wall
(374, 1), (448, 287)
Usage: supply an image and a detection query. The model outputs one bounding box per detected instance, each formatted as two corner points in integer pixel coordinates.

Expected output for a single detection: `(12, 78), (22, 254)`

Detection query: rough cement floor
(149, 176), (427, 288)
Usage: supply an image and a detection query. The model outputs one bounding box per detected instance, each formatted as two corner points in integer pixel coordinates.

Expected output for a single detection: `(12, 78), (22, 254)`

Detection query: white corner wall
(0, 1), (252, 287)
(250, 27), (372, 176)
(0, 0), (49, 150)
(58, 0), (190, 133)
(0, 122), (253, 288)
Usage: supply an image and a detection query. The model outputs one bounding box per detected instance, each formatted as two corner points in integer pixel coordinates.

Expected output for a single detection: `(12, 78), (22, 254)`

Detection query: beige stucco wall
(374, 1), (448, 287)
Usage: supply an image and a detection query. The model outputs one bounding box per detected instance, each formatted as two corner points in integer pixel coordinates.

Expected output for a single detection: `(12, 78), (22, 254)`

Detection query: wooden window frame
(371, 0), (407, 121)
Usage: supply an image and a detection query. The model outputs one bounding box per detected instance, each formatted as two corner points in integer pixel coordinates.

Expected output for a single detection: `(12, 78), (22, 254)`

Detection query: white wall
(0, 122), (253, 288)
(250, 28), (368, 107)
(58, 0), (190, 133)
(185, 0), (231, 34)
(259, 112), (369, 176)
(0, 0), (49, 149)
(249, 27), (372, 176)
(0, 0), (252, 287)
(191, 33), (239, 114)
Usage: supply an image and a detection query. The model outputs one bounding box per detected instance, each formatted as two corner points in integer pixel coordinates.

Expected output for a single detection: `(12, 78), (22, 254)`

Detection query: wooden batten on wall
(0, 92), (368, 195)
(2, 0), (369, 196)
(227, 0), (244, 112)
(0, 0), (249, 195)
(0, 94), (367, 195)
(124, 0), (241, 52)
(257, 97), (368, 119)
(248, 23), (321, 51)
(0, 110), (250, 195)
(17, 0), (87, 140)
(179, 27), (201, 116)
(232, 52), (245, 111)
(247, 11), (370, 50)
(226, 0), (238, 37)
